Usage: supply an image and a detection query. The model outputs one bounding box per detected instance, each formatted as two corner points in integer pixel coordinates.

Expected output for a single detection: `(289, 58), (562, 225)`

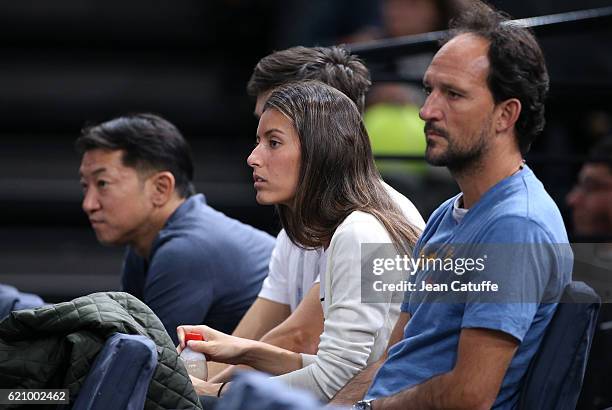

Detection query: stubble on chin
(424, 138), (449, 167)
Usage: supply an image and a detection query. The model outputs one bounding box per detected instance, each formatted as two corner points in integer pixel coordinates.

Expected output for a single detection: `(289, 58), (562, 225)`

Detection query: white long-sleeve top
(273, 208), (424, 400)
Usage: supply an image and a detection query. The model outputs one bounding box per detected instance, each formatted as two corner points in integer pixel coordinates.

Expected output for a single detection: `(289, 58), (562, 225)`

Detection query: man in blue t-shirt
(77, 113), (275, 344)
(333, 2), (572, 409)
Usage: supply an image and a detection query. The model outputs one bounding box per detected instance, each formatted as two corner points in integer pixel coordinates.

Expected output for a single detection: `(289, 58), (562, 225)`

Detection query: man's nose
(419, 92), (443, 122)
(82, 189), (100, 214)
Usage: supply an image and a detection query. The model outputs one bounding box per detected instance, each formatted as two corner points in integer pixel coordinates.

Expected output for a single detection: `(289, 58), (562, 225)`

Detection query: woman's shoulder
(331, 211), (391, 245)
(339, 210), (381, 226)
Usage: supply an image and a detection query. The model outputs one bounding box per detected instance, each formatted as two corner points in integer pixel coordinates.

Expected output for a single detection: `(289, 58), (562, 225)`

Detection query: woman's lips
(253, 174), (267, 188)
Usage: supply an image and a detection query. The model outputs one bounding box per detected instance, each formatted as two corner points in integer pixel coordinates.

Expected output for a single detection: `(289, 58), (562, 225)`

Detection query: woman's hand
(176, 325), (254, 365)
(189, 375), (222, 396)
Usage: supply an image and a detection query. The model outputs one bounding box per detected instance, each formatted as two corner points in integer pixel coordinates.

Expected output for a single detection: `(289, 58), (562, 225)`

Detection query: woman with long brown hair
(177, 80), (424, 401)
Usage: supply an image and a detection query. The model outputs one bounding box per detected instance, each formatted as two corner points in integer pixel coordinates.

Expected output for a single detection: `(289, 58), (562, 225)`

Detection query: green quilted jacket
(0, 292), (203, 410)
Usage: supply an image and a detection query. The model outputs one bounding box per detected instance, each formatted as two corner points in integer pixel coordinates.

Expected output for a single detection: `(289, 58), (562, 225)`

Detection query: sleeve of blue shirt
(142, 238), (214, 345)
(461, 216), (557, 342)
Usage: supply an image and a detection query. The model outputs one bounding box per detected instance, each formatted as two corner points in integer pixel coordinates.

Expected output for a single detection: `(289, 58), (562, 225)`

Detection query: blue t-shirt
(122, 194), (275, 344)
(366, 166), (572, 409)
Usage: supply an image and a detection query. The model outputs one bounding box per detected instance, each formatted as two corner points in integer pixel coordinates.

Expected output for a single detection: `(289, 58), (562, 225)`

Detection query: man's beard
(424, 121), (490, 174)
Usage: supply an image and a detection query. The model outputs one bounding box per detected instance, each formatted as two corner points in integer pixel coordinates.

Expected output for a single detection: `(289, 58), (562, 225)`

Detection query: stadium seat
(518, 281), (600, 410)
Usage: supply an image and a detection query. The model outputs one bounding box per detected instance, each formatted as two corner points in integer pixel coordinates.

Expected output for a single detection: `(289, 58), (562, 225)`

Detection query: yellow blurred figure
(365, 103), (427, 175)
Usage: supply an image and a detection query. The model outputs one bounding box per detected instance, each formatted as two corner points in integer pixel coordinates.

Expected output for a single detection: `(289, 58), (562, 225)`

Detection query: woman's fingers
(176, 325), (210, 349)
(176, 326), (186, 351)
(175, 325), (250, 364)
(186, 339), (211, 353)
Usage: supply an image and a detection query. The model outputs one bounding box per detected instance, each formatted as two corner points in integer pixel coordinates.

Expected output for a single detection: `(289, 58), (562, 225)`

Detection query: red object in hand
(185, 332), (205, 342)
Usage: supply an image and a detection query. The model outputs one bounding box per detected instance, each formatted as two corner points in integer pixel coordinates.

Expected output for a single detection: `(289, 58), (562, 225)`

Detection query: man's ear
(149, 171), (176, 207)
(495, 98), (521, 135)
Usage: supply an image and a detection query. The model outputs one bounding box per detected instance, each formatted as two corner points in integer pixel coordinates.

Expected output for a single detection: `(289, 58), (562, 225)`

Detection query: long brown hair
(264, 80), (420, 255)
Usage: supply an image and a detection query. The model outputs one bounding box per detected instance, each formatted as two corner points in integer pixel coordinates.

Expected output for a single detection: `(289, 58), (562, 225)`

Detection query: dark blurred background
(0, 0), (611, 303)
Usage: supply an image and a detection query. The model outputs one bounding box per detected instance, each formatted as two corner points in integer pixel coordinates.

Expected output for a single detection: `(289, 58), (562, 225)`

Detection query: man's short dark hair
(76, 113), (196, 198)
(446, 1), (549, 155)
(247, 46), (371, 113)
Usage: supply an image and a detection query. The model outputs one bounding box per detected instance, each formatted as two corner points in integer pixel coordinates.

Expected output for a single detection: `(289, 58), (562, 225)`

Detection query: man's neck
(132, 196), (187, 259)
(453, 146), (523, 209)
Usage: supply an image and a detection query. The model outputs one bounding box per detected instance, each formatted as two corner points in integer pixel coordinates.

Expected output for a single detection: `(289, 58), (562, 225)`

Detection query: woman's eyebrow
(264, 128), (285, 136)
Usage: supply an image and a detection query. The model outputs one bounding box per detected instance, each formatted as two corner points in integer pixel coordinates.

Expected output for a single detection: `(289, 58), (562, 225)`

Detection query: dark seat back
(72, 333), (158, 410)
(518, 281), (600, 410)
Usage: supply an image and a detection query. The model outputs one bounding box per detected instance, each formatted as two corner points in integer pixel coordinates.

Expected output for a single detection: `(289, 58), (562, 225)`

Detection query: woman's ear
(495, 98), (521, 135)
(150, 171), (176, 207)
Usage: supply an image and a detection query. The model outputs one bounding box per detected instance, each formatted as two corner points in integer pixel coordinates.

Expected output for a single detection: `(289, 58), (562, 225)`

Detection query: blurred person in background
(77, 113), (275, 344)
(273, 0), (382, 48)
(566, 136), (612, 240)
(381, 0), (458, 38)
(568, 136), (612, 410)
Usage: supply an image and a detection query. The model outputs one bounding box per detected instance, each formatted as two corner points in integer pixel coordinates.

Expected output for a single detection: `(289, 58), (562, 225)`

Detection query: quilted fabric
(0, 292), (203, 410)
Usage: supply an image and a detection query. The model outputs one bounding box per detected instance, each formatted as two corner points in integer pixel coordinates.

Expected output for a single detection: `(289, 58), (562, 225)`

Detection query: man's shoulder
(414, 196), (456, 252)
(471, 206), (564, 245)
(147, 197), (274, 272)
(164, 195), (275, 245)
(150, 235), (203, 263)
(168, 195), (243, 231)
(481, 171), (568, 243)
(421, 195), (457, 231)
